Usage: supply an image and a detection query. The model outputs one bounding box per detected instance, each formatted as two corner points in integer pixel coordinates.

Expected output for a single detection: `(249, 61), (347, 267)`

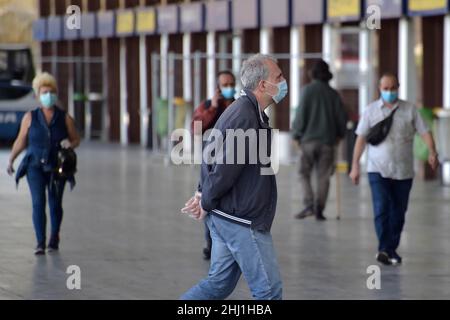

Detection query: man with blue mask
(350, 73), (439, 266)
(292, 59), (347, 221)
(190, 70), (236, 260)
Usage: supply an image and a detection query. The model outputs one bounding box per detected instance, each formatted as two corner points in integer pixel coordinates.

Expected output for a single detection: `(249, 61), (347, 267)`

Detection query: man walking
(180, 54), (286, 300)
(292, 60), (347, 221)
(190, 70), (237, 260)
(349, 73), (438, 265)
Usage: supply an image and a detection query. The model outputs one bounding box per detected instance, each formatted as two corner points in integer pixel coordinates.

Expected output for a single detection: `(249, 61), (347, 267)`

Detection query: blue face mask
(267, 80), (288, 104)
(40, 92), (57, 108)
(221, 87), (236, 100)
(381, 91), (398, 104)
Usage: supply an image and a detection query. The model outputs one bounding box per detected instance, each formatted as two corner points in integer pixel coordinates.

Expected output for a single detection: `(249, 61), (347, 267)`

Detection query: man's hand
(349, 165), (360, 185)
(428, 152), (439, 171)
(181, 191), (206, 220)
(211, 88), (222, 109)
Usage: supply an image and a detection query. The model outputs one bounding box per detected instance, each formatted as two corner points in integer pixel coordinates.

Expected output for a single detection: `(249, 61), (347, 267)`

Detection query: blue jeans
(26, 167), (66, 248)
(368, 173), (413, 255)
(180, 214), (282, 300)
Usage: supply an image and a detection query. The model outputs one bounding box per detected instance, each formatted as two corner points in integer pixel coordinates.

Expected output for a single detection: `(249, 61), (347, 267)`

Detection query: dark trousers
(368, 173), (413, 255)
(299, 141), (336, 211)
(26, 167), (66, 248)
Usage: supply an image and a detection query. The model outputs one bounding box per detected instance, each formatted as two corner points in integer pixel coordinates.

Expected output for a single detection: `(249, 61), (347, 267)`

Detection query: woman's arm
(65, 114), (80, 149)
(7, 112), (31, 174)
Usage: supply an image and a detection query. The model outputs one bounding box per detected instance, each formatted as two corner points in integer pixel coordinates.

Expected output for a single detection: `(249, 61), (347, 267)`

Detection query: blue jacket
(199, 90), (277, 232)
(15, 107), (75, 189)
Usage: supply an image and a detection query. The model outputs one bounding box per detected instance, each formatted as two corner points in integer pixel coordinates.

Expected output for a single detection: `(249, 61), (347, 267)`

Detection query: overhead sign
(261, 0), (289, 27)
(47, 16), (63, 41)
(116, 10), (135, 36)
(292, 0), (324, 25)
(327, 0), (362, 22)
(232, 0), (259, 29)
(180, 2), (205, 33)
(408, 0), (449, 16)
(157, 5), (179, 34)
(80, 13), (96, 39)
(33, 19), (47, 41)
(205, 0), (230, 31)
(136, 8), (156, 34)
(366, 0), (403, 19)
(97, 11), (115, 38)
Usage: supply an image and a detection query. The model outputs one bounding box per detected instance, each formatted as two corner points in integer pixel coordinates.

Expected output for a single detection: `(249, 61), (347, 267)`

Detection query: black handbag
(55, 148), (77, 179)
(366, 107), (399, 146)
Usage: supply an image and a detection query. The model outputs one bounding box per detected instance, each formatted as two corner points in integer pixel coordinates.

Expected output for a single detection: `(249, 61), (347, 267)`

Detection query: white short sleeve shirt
(356, 99), (429, 180)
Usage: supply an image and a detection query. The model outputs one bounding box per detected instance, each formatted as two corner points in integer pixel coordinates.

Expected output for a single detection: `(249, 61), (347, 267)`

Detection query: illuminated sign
(116, 10), (135, 36)
(328, 0), (362, 22)
(136, 8), (156, 34)
(408, 0), (449, 16)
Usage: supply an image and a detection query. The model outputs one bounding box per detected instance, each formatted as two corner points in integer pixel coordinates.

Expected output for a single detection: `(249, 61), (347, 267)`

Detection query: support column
(183, 32), (192, 153)
(322, 23), (332, 63)
(290, 26), (300, 127)
(398, 17), (416, 102)
(359, 23), (372, 116)
(119, 38), (129, 145)
(232, 32), (242, 90)
(444, 15), (450, 109)
(160, 34), (169, 99)
(139, 34), (149, 147)
(206, 31), (216, 99)
(260, 27), (274, 125)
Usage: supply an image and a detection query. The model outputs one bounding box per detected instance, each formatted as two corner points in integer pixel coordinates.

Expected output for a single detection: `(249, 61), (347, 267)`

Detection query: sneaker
(34, 246), (45, 255)
(295, 206), (315, 219)
(376, 251), (392, 265)
(389, 251), (402, 265)
(202, 247), (211, 260)
(315, 213), (327, 221)
(47, 245), (59, 253)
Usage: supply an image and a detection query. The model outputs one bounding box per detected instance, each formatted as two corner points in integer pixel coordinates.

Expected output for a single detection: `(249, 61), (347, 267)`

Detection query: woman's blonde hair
(32, 72), (58, 95)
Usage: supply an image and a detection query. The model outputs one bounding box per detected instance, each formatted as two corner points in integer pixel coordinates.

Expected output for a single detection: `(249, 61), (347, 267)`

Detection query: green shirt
(292, 80), (347, 146)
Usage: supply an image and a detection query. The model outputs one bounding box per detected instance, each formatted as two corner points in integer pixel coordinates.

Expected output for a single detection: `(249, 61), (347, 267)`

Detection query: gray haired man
(180, 54), (286, 300)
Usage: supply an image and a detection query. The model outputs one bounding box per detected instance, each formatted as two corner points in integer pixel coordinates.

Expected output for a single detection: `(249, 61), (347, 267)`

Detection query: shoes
(202, 247), (211, 260)
(315, 212), (327, 221)
(389, 251), (402, 265)
(48, 236), (59, 253)
(376, 251), (392, 265)
(34, 246), (45, 255)
(295, 206), (315, 219)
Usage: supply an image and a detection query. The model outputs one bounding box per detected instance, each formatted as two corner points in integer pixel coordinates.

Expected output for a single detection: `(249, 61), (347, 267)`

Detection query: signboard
(97, 11), (115, 38)
(80, 13), (96, 39)
(408, 0), (449, 16)
(261, 0), (289, 27)
(116, 10), (135, 36)
(365, 0), (403, 19)
(180, 2), (205, 33)
(136, 8), (156, 34)
(32, 19), (47, 41)
(292, 0), (324, 25)
(327, 0), (362, 22)
(157, 5), (179, 34)
(232, 0), (259, 29)
(63, 15), (79, 40)
(47, 16), (63, 41)
(205, 0), (230, 31)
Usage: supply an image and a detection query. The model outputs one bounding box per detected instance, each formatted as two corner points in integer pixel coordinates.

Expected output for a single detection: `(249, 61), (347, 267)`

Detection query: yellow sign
(328, 0), (361, 18)
(136, 9), (156, 33)
(116, 11), (134, 34)
(409, 0), (447, 12)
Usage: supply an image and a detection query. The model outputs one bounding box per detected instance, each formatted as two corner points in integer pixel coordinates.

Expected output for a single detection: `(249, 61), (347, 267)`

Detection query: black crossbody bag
(366, 107), (399, 146)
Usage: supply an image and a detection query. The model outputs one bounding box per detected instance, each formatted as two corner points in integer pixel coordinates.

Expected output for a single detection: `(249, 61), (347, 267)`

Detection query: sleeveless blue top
(16, 107), (75, 188)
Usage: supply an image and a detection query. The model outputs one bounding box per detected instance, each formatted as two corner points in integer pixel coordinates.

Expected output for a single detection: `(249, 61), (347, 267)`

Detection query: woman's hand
(6, 162), (14, 176)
